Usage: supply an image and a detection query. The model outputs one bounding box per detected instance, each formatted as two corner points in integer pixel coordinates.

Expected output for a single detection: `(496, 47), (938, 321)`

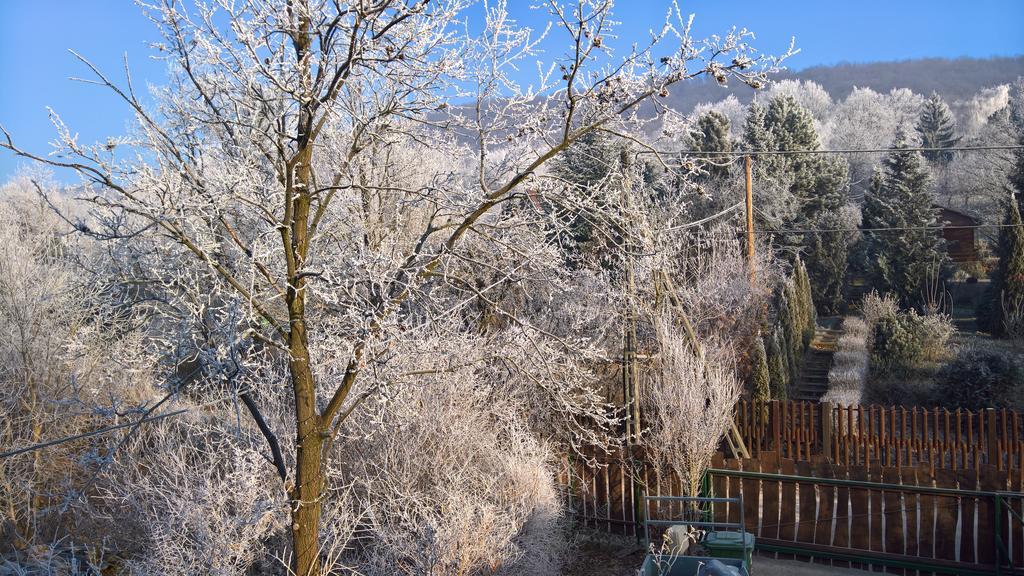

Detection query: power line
(660, 202), (743, 232)
(644, 144), (1024, 158)
(0, 408), (188, 459)
(758, 222), (1024, 235)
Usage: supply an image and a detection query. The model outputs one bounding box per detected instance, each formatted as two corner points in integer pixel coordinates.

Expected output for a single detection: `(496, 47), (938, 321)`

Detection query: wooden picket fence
(560, 449), (1024, 575)
(734, 400), (1024, 471)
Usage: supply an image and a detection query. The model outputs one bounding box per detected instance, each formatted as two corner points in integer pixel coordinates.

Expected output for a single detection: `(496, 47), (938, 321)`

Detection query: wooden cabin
(935, 206), (978, 263)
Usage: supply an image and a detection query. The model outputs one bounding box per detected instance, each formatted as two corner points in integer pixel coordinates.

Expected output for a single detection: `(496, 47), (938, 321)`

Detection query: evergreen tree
(762, 95), (847, 219)
(982, 196), (1024, 336)
(743, 101), (773, 153)
(795, 258), (817, 344)
(916, 92), (960, 166)
(766, 327), (788, 399)
(860, 129), (946, 306)
(743, 95), (850, 312)
(550, 131), (624, 269)
(806, 209), (857, 314)
(690, 110), (733, 180)
(751, 335), (771, 402)
(782, 279), (802, 382)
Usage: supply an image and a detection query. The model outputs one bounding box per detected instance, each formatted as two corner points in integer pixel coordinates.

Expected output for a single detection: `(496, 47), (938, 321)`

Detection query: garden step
(791, 318), (844, 402)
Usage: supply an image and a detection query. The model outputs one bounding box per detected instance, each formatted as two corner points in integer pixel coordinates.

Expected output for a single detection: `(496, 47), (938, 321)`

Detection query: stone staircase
(791, 317), (842, 402)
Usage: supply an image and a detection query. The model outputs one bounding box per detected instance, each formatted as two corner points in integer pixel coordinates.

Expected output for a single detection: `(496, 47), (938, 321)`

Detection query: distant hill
(663, 56), (1024, 112)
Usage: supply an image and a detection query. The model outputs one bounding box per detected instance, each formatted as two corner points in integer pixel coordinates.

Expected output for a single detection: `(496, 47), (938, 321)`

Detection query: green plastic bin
(703, 531), (754, 568)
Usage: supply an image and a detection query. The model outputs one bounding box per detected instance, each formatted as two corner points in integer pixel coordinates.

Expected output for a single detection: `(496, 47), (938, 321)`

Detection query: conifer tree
(766, 327), (789, 399)
(982, 195), (1024, 336)
(550, 130), (624, 269)
(916, 92), (960, 166)
(691, 110), (733, 180)
(751, 335), (771, 402)
(743, 101), (774, 153)
(743, 95), (850, 312)
(782, 279), (802, 382)
(860, 129), (945, 306)
(795, 258), (817, 344)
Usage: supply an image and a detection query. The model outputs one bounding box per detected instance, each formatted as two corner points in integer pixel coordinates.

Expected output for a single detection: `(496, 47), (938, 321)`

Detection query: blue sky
(2, 1), (1023, 180)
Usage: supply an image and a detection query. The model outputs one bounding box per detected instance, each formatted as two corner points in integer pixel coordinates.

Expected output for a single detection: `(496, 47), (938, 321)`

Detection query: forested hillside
(663, 56), (1024, 113)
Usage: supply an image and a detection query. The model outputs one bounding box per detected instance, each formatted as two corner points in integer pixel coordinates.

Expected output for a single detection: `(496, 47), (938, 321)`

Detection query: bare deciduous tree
(1, 1), (789, 572)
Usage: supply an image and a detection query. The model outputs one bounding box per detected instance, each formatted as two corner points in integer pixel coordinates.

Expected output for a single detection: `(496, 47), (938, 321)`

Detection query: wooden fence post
(987, 408), (998, 468)
(822, 402), (834, 462)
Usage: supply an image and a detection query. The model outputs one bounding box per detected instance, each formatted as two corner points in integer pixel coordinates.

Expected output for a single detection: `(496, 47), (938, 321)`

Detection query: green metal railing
(704, 468), (1024, 576)
(996, 492), (1024, 575)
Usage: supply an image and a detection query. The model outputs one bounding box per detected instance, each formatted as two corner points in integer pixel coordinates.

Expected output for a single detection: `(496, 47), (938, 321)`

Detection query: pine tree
(983, 195), (1024, 336)
(916, 92), (960, 166)
(691, 110), (733, 180)
(751, 335), (771, 402)
(763, 95), (847, 219)
(744, 95), (851, 312)
(550, 130), (624, 269)
(743, 101), (773, 153)
(860, 128), (946, 306)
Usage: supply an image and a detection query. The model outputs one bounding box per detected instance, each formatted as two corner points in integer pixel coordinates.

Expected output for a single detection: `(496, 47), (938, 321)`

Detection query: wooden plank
(778, 459), (797, 542)
(848, 465), (871, 551)
(795, 461), (817, 543)
(742, 470), (760, 537)
(813, 459), (836, 547)
(833, 470), (852, 550)
(932, 467), (960, 563)
(956, 467), (977, 564)
(772, 400), (781, 455)
(881, 466), (905, 556)
(1012, 453), (1024, 567)
(976, 465), (1003, 566)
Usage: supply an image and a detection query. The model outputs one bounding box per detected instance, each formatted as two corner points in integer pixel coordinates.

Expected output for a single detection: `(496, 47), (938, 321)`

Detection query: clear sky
(2, 1), (1023, 180)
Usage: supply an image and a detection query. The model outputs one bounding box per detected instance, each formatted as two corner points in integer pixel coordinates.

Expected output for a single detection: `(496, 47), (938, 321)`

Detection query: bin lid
(704, 531), (754, 548)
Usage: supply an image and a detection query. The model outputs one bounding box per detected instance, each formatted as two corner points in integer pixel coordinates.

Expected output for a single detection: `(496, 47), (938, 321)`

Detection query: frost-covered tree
(750, 334), (771, 402)
(764, 79), (832, 127)
(766, 326), (788, 398)
(979, 195), (1024, 337)
(826, 87), (914, 198)
(690, 94), (747, 139)
(0, 1), (791, 573)
(549, 130), (626, 269)
(690, 110), (733, 180)
(743, 95), (850, 310)
(860, 130), (946, 306)
(917, 92), (961, 165)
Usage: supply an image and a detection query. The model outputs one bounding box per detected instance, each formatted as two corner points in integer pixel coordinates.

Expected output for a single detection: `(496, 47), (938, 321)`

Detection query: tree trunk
(289, 319), (325, 576)
(287, 175), (323, 575)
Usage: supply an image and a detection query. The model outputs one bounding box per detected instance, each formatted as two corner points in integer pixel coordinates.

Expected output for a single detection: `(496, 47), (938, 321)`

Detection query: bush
(871, 309), (954, 371)
(861, 291), (899, 337)
(934, 348), (1024, 410)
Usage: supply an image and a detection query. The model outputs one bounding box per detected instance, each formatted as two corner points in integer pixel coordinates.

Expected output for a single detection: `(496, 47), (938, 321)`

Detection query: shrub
(934, 348), (1024, 410)
(751, 336), (771, 402)
(871, 309), (954, 371)
(861, 291), (899, 337)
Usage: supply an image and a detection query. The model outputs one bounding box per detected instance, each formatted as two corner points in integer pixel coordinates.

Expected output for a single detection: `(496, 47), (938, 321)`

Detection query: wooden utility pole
(744, 154), (756, 280)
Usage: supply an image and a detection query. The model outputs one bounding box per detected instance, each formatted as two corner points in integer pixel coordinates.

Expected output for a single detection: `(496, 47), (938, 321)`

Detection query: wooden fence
(734, 400), (1024, 471)
(561, 450), (1024, 575)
